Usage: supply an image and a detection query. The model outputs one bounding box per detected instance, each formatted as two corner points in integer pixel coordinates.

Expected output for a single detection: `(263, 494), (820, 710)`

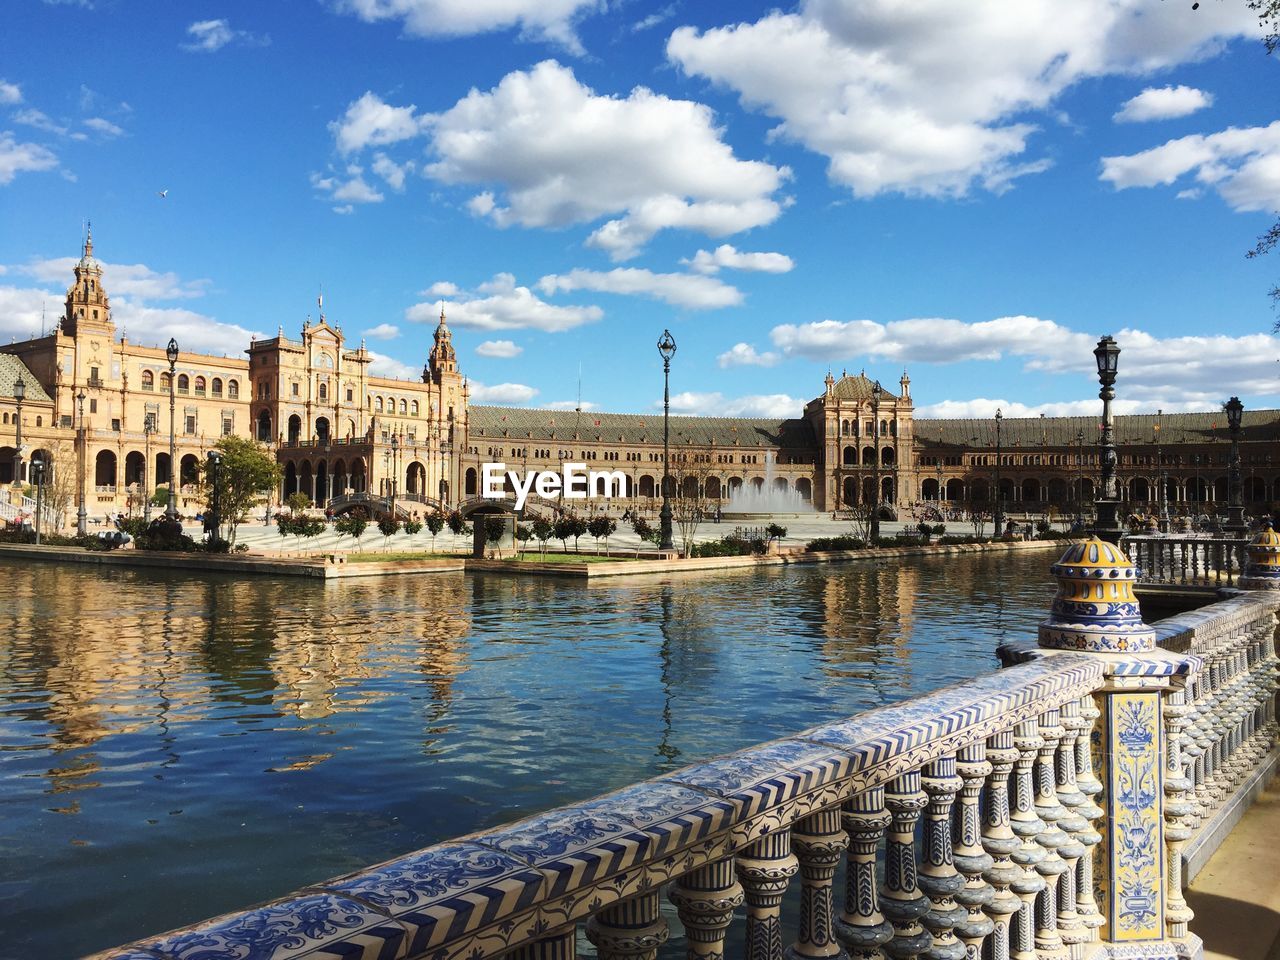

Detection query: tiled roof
(831, 373), (898, 401)
(916, 410), (1280, 448)
(469, 405), (815, 449)
(0, 354), (52, 403)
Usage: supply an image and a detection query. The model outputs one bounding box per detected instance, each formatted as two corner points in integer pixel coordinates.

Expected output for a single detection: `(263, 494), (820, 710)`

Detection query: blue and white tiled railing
(92, 558), (1279, 960)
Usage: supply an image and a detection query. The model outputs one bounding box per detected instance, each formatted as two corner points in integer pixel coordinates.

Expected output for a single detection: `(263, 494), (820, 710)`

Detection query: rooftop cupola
(426, 306), (458, 382)
(61, 223), (114, 338)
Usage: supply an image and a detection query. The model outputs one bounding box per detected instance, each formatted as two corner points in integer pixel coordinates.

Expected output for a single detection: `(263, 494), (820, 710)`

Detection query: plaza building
(4, 233), (1280, 525)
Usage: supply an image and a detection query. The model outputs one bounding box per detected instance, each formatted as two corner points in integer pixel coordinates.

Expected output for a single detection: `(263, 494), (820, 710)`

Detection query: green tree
(588, 515), (617, 554)
(377, 514), (400, 550)
(404, 517), (423, 541)
(484, 515), (506, 557)
(426, 511), (445, 551)
(150, 486), (170, 508)
(199, 436), (284, 548)
(336, 509), (368, 551)
(532, 515), (553, 557)
(553, 514), (574, 552)
(631, 515), (654, 544)
(286, 492), (312, 514)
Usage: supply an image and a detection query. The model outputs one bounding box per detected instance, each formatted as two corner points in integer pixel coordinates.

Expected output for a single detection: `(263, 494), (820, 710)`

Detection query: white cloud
(333, 204), (355, 215)
(470, 381), (539, 404)
(15, 257), (211, 300)
(684, 244), (794, 275)
(364, 322), (400, 340)
(717, 342), (781, 368)
(633, 4), (677, 32)
(330, 92), (430, 154)
(423, 60), (789, 259)
(371, 152), (414, 190)
(476, 339), (522, 358)
(407, 273), (602, 332)
(112, 303), (261, 356)
(0, 80), (21, 105)
(1113, 85), (1213, 123)
(366, 351), (418, 379)
(667, 0), (1259, 199)
(333, 0), (599, 53)
(424, 281), (459, 297)
(182, 19), (269, 53)
(537, 267), (742, 309)
(311, 167), (384, 206)
(0, 285), (67, 340)
(14, 109), (69, 137)
(545, 399), (597, 411)
(1100, 121), (1280, 214)
(914, 398), (1209, 419)
(667, 391), (801, 418)
(83, 116), (125, 138)
(0, 133), (58, 184)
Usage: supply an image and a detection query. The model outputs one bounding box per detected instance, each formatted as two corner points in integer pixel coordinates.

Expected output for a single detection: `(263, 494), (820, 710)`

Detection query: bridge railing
(1122, 534), (1249, 587)
(92, 555), (1280, 960)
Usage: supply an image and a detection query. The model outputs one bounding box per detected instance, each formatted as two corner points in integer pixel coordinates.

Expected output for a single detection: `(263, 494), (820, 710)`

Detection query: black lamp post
(12, 375), (24, 485)
(205, 449), (223, 543)
(870, 381), (882, 542)
(77, 389), (88, 535)
(143, 418), (155, 523)
(390, 434), (399, 518)
(31, 456), (44, 544)
(657, 329), (676, 551)
(994, 408), (1003, 537)
(1155, 411), (1170, 533)
(1075, 428), (1084, 529)
(1225, 396), (1245, 534)
(1092, 334), (1123, 543)
(166, 338), (179, 521)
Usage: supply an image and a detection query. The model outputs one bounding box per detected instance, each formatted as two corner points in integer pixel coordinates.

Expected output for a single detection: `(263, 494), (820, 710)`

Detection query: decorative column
(880, 772), (932, 960)
(1031, 708), (1069, 960)
(1031, 537), (1202, 960)
(586, 891), (669, 960)
(952, 743), (995, 959)
(980, 731), (1023, 960)
(1008, 718), (1046, 960)
(917, 756), (966, 960)
(786, 810), (850, 960)
(737, 829), (799, 960)
(1071, 695), (1105, 943)
(510, 925), (577, 960)
(835, 789), (894, 960)
(670, 858), (744, 960)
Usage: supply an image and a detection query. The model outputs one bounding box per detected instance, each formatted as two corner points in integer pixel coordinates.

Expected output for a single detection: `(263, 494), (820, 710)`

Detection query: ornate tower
(61, 225), (114, 338)
(425, 308), (458, 383)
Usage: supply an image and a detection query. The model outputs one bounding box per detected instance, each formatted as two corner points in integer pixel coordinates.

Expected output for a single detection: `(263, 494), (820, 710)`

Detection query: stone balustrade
(90, 537), (1280, 960)
(1121, 534), (1248, 588)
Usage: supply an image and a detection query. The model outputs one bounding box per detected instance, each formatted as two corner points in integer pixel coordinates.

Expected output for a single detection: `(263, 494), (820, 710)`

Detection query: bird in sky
(157, 189), (168, 198)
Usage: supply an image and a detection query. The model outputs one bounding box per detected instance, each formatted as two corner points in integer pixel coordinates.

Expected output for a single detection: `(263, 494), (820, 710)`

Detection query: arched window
(319, 382), (328, 401)
(375, 396), (384, 412)
(411, 400), (419, 416)
(35, 416), (42, 427)
(399, 398), (407, 414)
(227, 379), (239, 399)
(194, 376), (206, 396)
(177, 374), (189, 393)
(141, 370), (154, 390)
(211, 377), (223, 397)
(160, 372), (172, 391)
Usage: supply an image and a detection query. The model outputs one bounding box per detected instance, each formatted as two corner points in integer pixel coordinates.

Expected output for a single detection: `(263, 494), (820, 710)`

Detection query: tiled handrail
(1122, 534), (1248, 587)
(93, 656), (1105, 960)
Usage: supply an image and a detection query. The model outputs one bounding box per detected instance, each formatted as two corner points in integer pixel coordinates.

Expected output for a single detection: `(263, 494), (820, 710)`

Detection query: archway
(843, 446), (857, 465)
(0, 447), (13, 485)
(843, 476), (857, 505)
(316, 417), (330, 444)
(1021, 478), (1041, 502)
(350, 459), (365, 493)
(881, 476), (895, 502)
(681, 475), (698, 498)
(881, 447), (895, 467)
(284, 462), (298, 497)
(772, 476), (788, 491)
(946, 478), (965, 502)
(922, 478), (940, 501)
(749, 476), (764, 491)
(406, 461), (426, 495)
(155, 452), (171, 487)
(257, 410), (272, 442)
(465, 467), (478, 496)
(861, 446), (875, 465)
(705, 476), (721, 499)
(1212, 476), (1228, 503)
(638, 474), (655, 498)
(970, 479), (990, 502)
(795, 477), (812, 502)
(1246, 476), (1267, 502)
(862, 477), (875, 503)
(300, 461), (313, 500)
(315, 461), (329, 506)
(332, 458), (348, 497)
(180, 454), (199, 487)
(1047, 478), (1068, 503)
(124, 451), (146, 487)
(95, 450), (118, 488)
(288, 414), (302, 444)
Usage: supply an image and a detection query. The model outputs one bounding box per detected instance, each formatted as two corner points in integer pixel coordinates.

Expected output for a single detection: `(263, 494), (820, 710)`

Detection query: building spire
(83, 221), (93, 259)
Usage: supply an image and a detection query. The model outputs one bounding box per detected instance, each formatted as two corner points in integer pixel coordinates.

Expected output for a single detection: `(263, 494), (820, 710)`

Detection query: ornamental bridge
(94, 531), (1280, 960)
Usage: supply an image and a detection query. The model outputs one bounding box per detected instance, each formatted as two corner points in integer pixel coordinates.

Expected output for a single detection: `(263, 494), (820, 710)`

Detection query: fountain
(722, 451), (814, 518)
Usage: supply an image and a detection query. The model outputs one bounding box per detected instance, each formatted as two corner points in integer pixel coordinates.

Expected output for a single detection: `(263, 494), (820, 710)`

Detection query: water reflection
(0, 550), (1053, 958)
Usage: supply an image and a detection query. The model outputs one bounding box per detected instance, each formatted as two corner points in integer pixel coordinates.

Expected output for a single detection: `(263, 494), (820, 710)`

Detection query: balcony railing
(1122, 533), (1249, 587)
(91, 541), (1280, 960)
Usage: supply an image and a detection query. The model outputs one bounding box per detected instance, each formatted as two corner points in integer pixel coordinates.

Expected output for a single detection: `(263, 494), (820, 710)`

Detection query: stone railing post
(1025, 538), (1203, 960)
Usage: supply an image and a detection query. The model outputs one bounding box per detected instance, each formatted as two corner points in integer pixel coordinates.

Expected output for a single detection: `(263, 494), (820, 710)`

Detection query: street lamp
(1075, 428), (1085, 529)
(205, 449), (223, 543)
(77, 390), (88, 534)
(657, 329), (676, 551)
(870, 381), (882, 542)
(31, 456), (44, 544)
(1092, 334), (1122, 543)
(994, 408), (1004, 537)
(12, 375), (24, 485)
(1225, 396), (1245, 534)
(1154, 411), (1169, 533)
(166, 338), (179, 522)
(390, 433), (399, 518)
(143, 418), (156, 523)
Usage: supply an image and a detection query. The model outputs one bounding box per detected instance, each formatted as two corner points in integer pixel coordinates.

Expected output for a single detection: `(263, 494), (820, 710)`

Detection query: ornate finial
(318, 288), (324, 322)
(1240, 519), (1280, 589)
(1039, 538), (1154, 652)
(278, 324), (283, 336)
(439, 301), (446, 323)
(84, 221), (93, 258)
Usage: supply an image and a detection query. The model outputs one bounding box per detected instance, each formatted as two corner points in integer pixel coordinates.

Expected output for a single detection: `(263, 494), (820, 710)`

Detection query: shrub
(765, 523), (787, 542)
(631, 516), (655, 543)
(446, 510), (465, 536)
(806, 535), (867, 552)
(403, 518), (423, 536)
(691, 535), (765, 558)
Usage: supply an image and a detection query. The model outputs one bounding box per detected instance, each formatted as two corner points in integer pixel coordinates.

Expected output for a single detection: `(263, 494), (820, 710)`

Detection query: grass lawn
(346, 551), (466, 563)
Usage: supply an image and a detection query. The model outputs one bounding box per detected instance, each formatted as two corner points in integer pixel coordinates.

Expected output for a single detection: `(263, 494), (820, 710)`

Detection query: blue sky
(1, 0), (1278, 419)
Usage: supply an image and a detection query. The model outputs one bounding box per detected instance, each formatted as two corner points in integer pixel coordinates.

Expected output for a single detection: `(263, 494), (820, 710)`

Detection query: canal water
(0, 550), (1057, 958)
